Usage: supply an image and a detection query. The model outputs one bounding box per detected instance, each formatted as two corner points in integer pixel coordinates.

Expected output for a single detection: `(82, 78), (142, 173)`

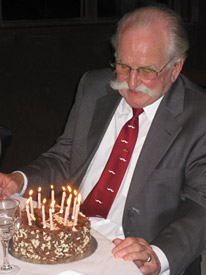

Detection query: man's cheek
(117, 73), (126, 83)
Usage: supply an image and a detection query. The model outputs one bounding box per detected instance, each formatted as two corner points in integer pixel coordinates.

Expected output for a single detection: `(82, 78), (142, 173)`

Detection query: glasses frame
(110, 57), (174, 80)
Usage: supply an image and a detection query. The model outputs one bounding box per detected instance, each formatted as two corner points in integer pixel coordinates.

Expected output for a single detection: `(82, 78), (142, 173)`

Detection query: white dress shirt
(79, 97), (169, 274)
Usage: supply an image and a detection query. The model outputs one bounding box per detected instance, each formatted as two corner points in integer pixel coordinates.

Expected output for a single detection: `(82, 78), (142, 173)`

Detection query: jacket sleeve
(151, 132), (206, 275)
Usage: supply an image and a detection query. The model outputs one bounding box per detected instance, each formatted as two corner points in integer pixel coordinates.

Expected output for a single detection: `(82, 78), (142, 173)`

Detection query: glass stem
(1, 239), (12, 271)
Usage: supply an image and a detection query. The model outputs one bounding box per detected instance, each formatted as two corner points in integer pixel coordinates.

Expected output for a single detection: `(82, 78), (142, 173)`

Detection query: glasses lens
(139, 68), (157, 80)
(116, 63), (130, 74)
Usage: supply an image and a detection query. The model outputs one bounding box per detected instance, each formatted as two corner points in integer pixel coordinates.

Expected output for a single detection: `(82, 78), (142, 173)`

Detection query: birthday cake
(11, 205), (92, 264)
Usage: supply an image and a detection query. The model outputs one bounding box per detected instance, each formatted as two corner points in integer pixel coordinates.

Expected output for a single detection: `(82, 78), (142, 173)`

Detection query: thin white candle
(49, 201), (55, 231)
(74, 204), (79, 226)
(42, 198), (46, 228)
(64, 204), (69, 226)
(29, 190), (34, 216)
(68, 193), (72, 210)
(60, 186), (66, 213)
(51, 185), (55, 202)
(74, 194), (81, 226)
(26, 199), (32, 226)
(64, 195), (72, 225)
(50, 185), (55, 212)
(72, 190), (78, 220)
(37, 187), (42, 209)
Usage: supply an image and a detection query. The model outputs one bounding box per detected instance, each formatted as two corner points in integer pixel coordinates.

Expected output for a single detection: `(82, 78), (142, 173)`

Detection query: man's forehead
(119, 24), (168, 44)
(117, 25), (168, 63)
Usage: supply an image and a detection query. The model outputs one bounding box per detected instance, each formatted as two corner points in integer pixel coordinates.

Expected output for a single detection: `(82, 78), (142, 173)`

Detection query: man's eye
(120, 64), (130, 70)
(141, 68), (155, 75)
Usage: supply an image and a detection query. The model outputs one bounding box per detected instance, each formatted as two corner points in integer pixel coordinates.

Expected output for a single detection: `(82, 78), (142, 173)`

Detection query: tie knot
(133, 108), (144, 118)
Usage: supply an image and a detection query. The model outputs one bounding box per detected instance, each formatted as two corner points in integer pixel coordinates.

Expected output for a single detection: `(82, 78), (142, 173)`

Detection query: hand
(0, 172), (24, 199)
(112, 237), (161, 275)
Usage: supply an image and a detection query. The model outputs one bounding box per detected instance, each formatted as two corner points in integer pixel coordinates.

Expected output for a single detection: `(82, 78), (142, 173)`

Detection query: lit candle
(67, 185), (72, 193)
(64, 195), (72, 225)
(60, 186), (66, 213)
(42, 198), (46, 228)
(74, 194), (81, 226)
(50, 185), (55, 212)
(51, 185), (55, 202)
(29, 190), (34, 216)
(49, 201), (55, 230)
(72, 190), (78, 220)
(26, 199), (32, 226)
(37, 187), (42, 209)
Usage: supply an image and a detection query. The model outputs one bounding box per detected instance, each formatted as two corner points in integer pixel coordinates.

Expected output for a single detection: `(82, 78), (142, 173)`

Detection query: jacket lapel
(87, 87), (121, 155)
(70, 85), (121, 185)
(125, 76), (185, 203)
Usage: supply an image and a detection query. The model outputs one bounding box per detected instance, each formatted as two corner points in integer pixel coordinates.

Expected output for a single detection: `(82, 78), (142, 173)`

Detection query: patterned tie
(81, 108), (143, 218)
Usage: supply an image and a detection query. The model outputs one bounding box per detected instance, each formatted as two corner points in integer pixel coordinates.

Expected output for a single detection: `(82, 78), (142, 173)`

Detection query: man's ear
(171, 57), (184, 83)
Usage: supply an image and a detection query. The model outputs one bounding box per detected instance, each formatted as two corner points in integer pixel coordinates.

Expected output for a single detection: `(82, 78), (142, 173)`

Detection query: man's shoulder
(180, 73), (206, 95)
(80, 68), (115, 87)
(179, 74), (206, 115)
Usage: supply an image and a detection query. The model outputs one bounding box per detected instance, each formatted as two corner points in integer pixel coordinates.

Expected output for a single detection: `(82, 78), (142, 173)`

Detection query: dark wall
(0, 23), (114, 172)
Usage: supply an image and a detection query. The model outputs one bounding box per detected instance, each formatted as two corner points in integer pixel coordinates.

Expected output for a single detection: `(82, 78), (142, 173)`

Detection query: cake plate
(9, 236), (97, 265)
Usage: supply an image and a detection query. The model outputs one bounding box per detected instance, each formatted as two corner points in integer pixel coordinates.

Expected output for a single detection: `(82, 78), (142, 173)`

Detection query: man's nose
(127, 69), (142, 90)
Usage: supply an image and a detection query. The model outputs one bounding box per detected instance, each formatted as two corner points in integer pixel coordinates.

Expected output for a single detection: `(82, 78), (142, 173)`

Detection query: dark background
(0, 0), (205, 172)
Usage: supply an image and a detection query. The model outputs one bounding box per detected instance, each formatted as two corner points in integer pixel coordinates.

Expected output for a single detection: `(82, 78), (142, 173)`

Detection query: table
(1, 197), (142, 275)
(1, 230), (142, 275)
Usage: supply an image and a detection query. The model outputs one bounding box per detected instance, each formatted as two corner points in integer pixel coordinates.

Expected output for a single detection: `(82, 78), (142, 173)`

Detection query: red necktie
(81, 108), (143, 219)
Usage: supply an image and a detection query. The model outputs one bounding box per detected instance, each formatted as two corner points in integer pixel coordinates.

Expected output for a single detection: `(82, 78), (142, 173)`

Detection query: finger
(113, 238), (124, 246)
(139, 250), (161, 275)
(133, 260), (144, 268)
(122, 249), (151, 263)
(1, 180), (19, 199)
(112, 237), (137, 256)
(113, 239), (146, 260)
(139, 259), (159, 275)
(1, 188), (13, 199)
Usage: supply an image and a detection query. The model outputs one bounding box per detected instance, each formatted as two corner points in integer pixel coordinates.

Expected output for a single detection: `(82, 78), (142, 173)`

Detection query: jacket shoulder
(80, 68), (115, 88)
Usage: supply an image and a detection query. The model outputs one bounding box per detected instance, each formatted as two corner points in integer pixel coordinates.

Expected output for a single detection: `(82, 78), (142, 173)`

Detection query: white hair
(111, 5), (189, 61)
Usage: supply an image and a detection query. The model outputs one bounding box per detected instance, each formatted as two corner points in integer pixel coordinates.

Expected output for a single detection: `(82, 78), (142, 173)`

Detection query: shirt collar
(120, 96), (163, 122)
(143, 96), (163, 121)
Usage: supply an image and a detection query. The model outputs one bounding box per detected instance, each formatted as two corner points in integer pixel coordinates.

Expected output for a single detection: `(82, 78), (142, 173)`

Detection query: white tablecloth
(2, 196), (142, 275)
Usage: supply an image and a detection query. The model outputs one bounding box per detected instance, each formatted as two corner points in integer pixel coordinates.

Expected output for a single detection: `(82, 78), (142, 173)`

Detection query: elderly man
(0, 5), (206, 275)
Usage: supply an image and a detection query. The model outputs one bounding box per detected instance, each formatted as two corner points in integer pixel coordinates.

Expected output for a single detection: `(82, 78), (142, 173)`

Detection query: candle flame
(74, 189), (77, 196)
(43, 198), (46, 204)
(38, 187), (42, 192)
(29, 190), (33, 196)
(50, 200), (55, 207)
(50, 185), (54, 190)
(62, 186), (66, 191)
(67, 186), (72, 193)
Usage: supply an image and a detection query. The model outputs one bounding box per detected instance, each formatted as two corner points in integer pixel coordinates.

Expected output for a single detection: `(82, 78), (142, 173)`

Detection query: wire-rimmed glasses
(110, 58), (174, 80)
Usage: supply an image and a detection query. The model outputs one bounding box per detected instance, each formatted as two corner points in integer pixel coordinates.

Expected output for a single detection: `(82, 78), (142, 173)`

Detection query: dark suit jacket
(22, 68), (206, 275)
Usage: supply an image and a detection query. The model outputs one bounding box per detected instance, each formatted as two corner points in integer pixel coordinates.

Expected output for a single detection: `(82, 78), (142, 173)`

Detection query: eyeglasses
(110, 58), (174, 80)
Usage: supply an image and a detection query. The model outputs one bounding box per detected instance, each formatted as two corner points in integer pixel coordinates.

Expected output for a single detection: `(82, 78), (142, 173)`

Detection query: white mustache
(110, 80), (157, 98)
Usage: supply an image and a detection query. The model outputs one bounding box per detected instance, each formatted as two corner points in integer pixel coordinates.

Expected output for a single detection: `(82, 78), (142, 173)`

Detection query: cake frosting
(11, 205), (91, 263)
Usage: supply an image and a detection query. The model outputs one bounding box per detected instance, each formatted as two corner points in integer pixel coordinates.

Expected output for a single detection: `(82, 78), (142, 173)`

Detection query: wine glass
(0, 199), (21, 274)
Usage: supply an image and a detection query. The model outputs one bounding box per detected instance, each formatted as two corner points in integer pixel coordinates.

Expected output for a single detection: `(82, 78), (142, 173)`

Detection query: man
(0, 5), (206, 275)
